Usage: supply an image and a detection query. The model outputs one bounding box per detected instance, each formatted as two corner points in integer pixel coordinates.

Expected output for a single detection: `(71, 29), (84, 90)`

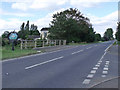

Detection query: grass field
(1, 45), (38, 60)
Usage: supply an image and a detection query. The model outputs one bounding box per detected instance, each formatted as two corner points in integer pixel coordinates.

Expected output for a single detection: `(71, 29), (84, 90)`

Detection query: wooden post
(21, 40), (23, 50)
(55, 40), (56, 46)
(43, 40), (44, 47)
(64, 40), (66, 45)
(59, 40), (61, 46)
(35, 40), (37, 48)
(25, 40), (27, 49)
(49, 40), (51, 46)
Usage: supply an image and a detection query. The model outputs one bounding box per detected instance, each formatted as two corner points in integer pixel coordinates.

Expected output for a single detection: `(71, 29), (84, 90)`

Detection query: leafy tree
(95, 33), (101, 41)
(2, 31), (9, 38)
(103, 28), (113, 41)
(18, 22), (26, 39)
(30, 24), (40, 35)
(116, 22), (120, 41)
(48, 8), (95, 43)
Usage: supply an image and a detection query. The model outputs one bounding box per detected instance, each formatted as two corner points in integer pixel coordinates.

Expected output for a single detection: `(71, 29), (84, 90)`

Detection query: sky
(0, 0), (119, 36)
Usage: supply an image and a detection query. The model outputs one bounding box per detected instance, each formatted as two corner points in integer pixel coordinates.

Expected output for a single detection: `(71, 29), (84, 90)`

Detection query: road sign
(8, 32), (18, 51)
(9, 32), (18, 40)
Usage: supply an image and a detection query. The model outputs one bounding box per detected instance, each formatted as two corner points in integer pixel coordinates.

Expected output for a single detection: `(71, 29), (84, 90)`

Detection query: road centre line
(25, 56), (64, 70)
(86, 47), (92, 49)
(71, 50), (84, 55)
(83, 79), (91, 84)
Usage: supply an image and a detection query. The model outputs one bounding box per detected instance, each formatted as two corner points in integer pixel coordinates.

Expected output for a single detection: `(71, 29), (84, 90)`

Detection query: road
(2, 40), (118, 88)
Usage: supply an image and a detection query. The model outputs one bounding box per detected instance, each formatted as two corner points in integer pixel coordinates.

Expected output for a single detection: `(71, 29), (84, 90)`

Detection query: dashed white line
(86, 47), (92, 49)
(95, 65), (100, 67)
(103, 68), (109, 70)
(71, 50), (84, 55)
(25, 56), (64, 70)
(102, 71), (108, 74)
(93, 67), (98, 70)
(90, 70), (96, 74)
(83, 79), (91, 84)
(87, 74), (94, 78)
(102, 75), (106, 77)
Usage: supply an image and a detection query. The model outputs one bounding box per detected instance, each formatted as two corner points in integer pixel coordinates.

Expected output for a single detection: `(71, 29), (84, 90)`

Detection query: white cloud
(11, 2), (29, 11)
(0, 8), (33, 17)
(0, 18), (22, 35)
(86, 11), (118, 36)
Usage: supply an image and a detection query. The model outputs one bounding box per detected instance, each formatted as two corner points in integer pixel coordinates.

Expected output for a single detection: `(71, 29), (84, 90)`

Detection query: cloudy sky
(0, 0), (119, 36)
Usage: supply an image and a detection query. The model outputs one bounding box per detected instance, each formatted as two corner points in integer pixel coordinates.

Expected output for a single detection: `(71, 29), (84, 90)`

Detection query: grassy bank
(1, 45), (38, 60)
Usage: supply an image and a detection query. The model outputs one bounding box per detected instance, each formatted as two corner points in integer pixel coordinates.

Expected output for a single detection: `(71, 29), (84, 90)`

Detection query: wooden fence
(20, 40), (66, 50)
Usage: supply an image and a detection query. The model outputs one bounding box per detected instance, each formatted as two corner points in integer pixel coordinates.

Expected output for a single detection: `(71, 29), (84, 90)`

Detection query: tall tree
(18, 22), (26, 39)
(48, 8), (95, 43)
(116, 22), (120, 41)
(103, 28), (113, 41)
(95, 33), (101, 41)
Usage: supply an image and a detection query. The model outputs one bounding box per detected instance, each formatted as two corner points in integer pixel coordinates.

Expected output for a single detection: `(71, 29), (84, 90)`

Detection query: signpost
(8, 31), (18, 51)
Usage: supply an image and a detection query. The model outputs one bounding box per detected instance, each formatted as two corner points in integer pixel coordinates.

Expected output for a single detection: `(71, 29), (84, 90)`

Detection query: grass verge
(1, 45), (38, 60)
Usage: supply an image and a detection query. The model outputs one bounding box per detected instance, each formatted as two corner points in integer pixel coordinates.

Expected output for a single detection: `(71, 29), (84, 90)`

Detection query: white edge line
(25, 56), (64, 70)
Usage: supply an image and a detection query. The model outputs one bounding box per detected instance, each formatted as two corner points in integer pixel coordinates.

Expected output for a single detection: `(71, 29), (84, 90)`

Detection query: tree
(103, 28), (113, 41)
(2, 31), (9, 38)
(95, 33), (101, 41)
(116, 22), (120, 41)
(18, 22), (26, 39)
(48, 8), (95, 43)
(30, 24), (40, 35)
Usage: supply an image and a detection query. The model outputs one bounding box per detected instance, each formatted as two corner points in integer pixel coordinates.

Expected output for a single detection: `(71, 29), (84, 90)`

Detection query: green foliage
(116, 22), (120, 41)
(48, 8), (95, 43)
(18, 21), (40, 40)
(95, 33), (101, 41)
(103, 28), (113, 41)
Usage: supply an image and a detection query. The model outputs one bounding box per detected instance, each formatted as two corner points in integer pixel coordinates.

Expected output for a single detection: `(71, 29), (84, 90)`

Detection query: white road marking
(102, 71), (108, 74)
(83, 79), (91, 84)
(105, 65), (109, 67)
(97, 62), (101, 65)
(106, 61), (110, 63)
(102, 75), (106, 77)
(25, 56), (64, 70)
(93, 67), (98, 70)
(71, 50), (83, 55)
(86, 47), (92, 49)
(103, 68), (109, 70)
(98, 61), (102, 63)
(95, 65), (100, 67)
(90, 70), (96, 74)
(87, 74), (94, 78)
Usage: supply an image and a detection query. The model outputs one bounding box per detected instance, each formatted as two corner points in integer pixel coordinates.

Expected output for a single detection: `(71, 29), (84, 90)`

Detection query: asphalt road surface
(2, 40), (118, 88)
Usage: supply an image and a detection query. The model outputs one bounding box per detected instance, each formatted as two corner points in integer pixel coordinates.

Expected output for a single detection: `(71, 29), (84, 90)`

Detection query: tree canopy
(48, 8), (95, 43)
(103, 28), (113, 41)
(115, 22), (120, 41)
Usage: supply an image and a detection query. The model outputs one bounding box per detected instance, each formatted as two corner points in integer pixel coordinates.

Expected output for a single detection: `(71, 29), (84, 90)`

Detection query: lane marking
(103, 68), (109, 70)
(87, 74), (94, 78)
(86, 47), (92, 49)
(95, 65), (100, 67)
(102, 71), (108, 74)
(102, 75), (106, 77)
(71, 50), (83, 55)
(83, 79), (91, 84)
(105, 65), (109, 67)
(93, 67), (98, 70)
(97, 62), (101, 65)
(25, 56), (64, 70)
(98, 61), (102, 63)
(90, 70), (96, 74)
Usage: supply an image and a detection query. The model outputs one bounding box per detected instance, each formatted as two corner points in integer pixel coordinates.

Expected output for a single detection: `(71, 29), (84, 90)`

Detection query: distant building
(41, 28), (50, 40)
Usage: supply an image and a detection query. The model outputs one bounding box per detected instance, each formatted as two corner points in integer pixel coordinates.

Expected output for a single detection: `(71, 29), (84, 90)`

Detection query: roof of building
(41, 27), (50, 31)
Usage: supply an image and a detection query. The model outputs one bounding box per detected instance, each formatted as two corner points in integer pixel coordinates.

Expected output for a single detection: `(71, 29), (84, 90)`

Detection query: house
(41, 28), (50, 40)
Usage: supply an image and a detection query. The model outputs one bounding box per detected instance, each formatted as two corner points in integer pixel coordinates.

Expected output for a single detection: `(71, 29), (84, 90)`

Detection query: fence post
(35, 40), (37, 48)
(55, 40), (56, 46)
(49, 40), (51, 46)
(21, 40), (23, 50)
(43, 40), (44, 47)
(64, 40), (66, 45)
(59, 40), (61, 46)
(25, 40), (27, 49)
